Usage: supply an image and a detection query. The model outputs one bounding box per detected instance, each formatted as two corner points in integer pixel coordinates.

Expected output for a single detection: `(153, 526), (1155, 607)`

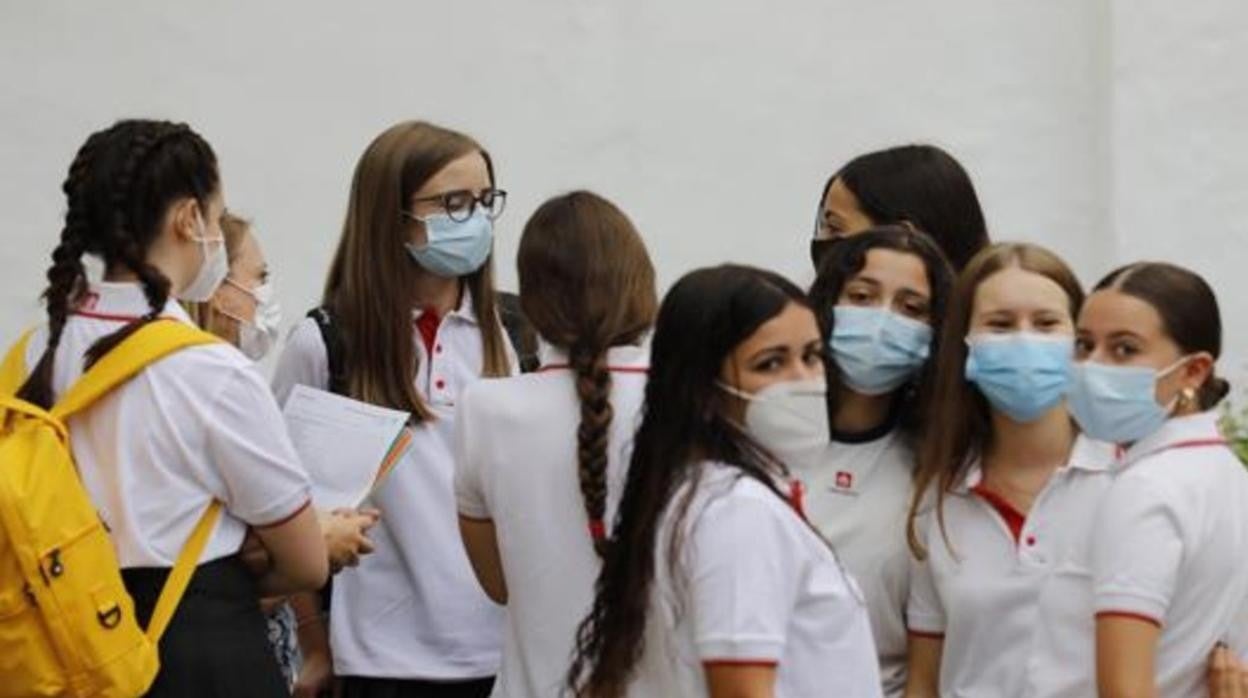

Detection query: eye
(901, 300), (930, 319)
(1074, 337), (1093, 358)
(442, 191), (474, 214)
(803, 345), (824, 368)
(1111, 341), (1140, 360)
(753, 356), (784, 373)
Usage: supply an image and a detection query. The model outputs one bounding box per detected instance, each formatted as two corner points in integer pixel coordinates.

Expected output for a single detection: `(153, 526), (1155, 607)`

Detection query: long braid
(83, 123), (184, 368)
(16, 132), (105, 408)
(571, 342), (614, 558)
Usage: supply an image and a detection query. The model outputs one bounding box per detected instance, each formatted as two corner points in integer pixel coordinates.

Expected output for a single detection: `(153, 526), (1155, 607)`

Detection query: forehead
(1078, 289), (1164, 335)
(973, 265), (1071, 315)
(850, 248), (930, 293)
(735, 302), (819, 355)
(413, 151), (490, 199)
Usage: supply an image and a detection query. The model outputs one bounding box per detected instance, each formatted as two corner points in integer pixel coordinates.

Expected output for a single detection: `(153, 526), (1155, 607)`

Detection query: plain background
(2, 1), (1246, 390)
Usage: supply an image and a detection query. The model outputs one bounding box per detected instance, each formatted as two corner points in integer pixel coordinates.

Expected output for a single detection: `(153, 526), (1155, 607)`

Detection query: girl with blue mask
(272, 121), (519, 698)
(804, 226), (953, 698)
(1064, 263), (1246, 698)
(904, 243), (1122, 697)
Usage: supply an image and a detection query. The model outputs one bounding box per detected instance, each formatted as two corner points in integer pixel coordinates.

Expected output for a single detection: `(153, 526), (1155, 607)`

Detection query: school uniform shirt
(21, 281), (311, 568)
(1090, 411), (1248, 697)
(271, 292), (512, 680)
(906, 435), (1115, 697)
(631, 461), (883, 698)
(454, 343), (648, 698)
(789, 427), (913, 698)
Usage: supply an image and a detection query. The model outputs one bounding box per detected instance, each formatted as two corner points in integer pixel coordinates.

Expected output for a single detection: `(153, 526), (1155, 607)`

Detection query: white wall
(1, 1), (1244, 387)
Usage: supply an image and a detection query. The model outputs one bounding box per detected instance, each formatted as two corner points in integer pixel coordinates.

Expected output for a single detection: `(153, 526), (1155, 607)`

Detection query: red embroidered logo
(835, 471), (853, 490)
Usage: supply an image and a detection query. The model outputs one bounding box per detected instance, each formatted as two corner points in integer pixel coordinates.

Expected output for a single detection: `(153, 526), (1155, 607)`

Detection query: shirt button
(435, 379), (446, 390)
(1026, 535), (1037, 546)
(435, 344), (443, 354)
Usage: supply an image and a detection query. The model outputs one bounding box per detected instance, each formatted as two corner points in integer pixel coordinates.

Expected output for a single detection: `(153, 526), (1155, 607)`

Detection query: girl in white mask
(184, 212), (281, 361)
(568, 265), (881, 698)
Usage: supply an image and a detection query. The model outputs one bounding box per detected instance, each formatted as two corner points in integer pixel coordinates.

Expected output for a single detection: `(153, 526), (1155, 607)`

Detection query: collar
(1121, 411), (1224, 466)
(953, 434), (1115, 494)
(412, 288), (477, 326)
(537, 343), (650, 373)
(75, 282), (193, 324)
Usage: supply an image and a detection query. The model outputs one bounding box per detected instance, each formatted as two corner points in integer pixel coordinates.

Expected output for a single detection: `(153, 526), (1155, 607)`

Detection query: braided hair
(516, 191), (657, 558)
(17, 120), (219, 408)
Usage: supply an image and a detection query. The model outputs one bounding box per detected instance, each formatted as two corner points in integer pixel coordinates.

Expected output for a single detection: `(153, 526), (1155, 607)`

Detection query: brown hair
(517, 191), (657, 557)
(322, 121), (510, 421)
(906, 242), (1084, 558)
(183, 211), (250, 338)
(1094, 261), (1229, 410)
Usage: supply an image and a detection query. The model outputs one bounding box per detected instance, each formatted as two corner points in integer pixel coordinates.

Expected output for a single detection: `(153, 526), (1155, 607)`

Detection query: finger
(358, 536), (376, 555)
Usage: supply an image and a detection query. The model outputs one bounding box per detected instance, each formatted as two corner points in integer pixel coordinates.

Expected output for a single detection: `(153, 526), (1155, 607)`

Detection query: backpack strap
(497, 292), (539, 374)
(0, 328), (36, 396)
(307, 307), (348, 396)
(145, 500), (222, 642)
(50, 320), (220, 421)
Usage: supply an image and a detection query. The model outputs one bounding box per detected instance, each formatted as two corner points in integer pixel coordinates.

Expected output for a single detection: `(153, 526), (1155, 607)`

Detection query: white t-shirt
(907, 435), (1115, 697)
(790, 428), (914, 698)
(1090, 411), (1248, 697)
(632, 461), (883, 698)
(271, 293), (510, 680)
(454, 343), (648, 698)
(21, 282), (311, 567)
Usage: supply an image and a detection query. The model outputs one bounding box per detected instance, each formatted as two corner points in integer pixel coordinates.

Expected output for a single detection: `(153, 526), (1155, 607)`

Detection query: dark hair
(816, 144), (989, 270)
(808, 225), (955, 438)
(517, 191), (658, 557)
(567, 264), (808, 698)
(1094, 262), (1229, 410)
(323, 121), (511, 422)
(907, 242), (1083, 559)
(18, 120), (220, 408)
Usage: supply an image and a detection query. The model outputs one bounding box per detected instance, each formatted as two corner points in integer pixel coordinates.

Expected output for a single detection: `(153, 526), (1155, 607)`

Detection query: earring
(1180, 387), (1198, 410)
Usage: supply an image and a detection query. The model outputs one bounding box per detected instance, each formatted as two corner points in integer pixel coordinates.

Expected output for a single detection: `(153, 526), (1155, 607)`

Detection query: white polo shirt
(907, 435), (1115, 697)
(454, 343), (648, 698)
(632, 461), (883, 698)
(272, 292), (511, 680)
(1090, 411), (1248, 697)
(789, 428), (914, 698)
(21, 282), (311, 568)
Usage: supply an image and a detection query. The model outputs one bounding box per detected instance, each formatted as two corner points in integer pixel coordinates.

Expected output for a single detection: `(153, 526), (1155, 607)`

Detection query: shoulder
(459, 371), (568, 422)
(284, 316), (329, 363)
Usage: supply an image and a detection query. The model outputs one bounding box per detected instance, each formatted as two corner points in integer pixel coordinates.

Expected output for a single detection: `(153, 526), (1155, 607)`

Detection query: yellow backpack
(0, 321), (224, 697)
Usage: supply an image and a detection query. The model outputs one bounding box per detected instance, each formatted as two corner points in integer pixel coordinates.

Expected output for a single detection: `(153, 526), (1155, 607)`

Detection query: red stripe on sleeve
(1095, 610), (1163, 629)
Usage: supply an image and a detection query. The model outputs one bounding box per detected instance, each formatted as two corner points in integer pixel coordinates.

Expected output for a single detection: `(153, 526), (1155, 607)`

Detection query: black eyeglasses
(403, 188), (507, 223)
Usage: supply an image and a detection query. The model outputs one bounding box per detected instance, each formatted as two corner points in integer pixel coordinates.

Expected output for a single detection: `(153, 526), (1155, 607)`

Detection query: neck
(106, 236), (191, 292)
(833, 384), (893, 435)
(985, 405), (1075, 475)
(411, 271), (462, 316)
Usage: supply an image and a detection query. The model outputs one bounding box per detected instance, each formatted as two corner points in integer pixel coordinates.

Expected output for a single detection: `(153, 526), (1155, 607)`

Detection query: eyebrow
(1107, 330), (1144, 341)
(845, 276), (881, 288)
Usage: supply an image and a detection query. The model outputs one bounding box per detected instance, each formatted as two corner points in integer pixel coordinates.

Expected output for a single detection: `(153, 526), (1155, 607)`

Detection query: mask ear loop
(1155, 354), (1196, 415)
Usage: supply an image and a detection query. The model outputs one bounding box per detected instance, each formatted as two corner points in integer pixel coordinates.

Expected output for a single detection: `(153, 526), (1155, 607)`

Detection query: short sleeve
(271, 318), (330, 406)
(1092, 475), (1183, 624)
(206, 363), (312, 526)
(453, 385), (490, 520)
(687, 489), (804, 662)
(906, 517), (946, 636)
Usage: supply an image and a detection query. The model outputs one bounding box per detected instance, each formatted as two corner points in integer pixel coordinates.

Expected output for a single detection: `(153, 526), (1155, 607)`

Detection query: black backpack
(306, 291), (540, 396)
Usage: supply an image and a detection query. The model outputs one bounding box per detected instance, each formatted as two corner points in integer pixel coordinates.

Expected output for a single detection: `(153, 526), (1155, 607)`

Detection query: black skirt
(123, 555), (288, 698)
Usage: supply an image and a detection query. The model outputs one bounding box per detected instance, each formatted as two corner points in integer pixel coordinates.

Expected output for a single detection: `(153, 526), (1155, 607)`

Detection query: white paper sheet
(282, 383), (410, 509)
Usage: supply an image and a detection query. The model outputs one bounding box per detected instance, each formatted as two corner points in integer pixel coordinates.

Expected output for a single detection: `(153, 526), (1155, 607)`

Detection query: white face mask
(719, 378), (830, 470)
(177, 215), (228, 302)
(220, 279), (282, 361)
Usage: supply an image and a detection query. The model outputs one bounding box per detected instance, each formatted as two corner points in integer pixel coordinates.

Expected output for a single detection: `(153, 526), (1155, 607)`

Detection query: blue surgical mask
(829, 306), (932, 396)
(965, 333), (1073, 423)
(406, 208), (493, 277)
(1065, 358), (1187, 444)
